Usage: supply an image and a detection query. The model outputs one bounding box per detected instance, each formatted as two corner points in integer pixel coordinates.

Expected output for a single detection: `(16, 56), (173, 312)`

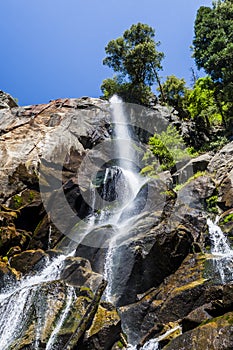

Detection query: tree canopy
(192, 0), (233, 124)
(159, 75), (189, 118)
(101, 23), (164, 105)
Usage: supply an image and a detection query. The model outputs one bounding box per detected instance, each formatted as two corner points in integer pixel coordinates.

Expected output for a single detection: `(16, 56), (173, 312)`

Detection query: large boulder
(120, 253), (233, 345)
(172, 153), (213, 185)
(164, 312), (233, 350)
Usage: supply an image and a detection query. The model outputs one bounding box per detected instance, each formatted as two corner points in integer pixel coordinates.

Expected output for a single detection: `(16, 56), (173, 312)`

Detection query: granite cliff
(0, 92), (233, 349)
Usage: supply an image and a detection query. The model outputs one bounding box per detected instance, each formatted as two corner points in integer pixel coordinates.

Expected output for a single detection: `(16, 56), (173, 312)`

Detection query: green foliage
(102, 23), (164, 105)
(187, 76), (223, 125)
(186, 147), (200, 157)
(159, 75), (190, 117)
(192, 0), (233, 125)
(101, 77), (154, 105)
(221, 213), (233, 224)
(149, 136), (174, 170)
(142, 125), (189, 175)
(206, 195), (218, 214)
(193, 1), (233, 83)
(117, 341), (124, 349)
(200, 135), (228, 152)
(101, 76), (122, 100)
(12, 195), (23, 209)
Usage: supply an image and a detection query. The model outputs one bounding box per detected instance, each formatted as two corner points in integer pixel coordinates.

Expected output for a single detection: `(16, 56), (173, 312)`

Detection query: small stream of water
(207, 217), (233, 283)
(127, 325), (181, 350)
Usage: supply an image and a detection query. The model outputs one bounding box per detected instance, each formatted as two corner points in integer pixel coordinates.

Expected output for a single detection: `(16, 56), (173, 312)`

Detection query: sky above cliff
(1, 0), (212, 106)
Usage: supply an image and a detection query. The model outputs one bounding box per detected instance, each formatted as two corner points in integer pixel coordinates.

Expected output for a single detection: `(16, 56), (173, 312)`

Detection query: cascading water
(0, 95), (148, 348)
(207, 217), (233, 283)
(0, 253), (75, 350)
(101, 95), (147, 303)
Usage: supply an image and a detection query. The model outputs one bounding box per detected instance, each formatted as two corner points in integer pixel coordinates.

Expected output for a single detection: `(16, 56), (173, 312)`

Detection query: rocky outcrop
(0, 90), (18, 109)
(208, 141), (233, 212)
(0, 93), (233, 349)
(172, 152), (212, 184)
(164, 312), (233, 350)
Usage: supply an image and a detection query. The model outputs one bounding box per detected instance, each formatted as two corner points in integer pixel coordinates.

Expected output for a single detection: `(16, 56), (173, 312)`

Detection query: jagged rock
(208, 141), (233, 182)
(1, 257), (122, 350)
(206, 142), (233, 212)
(219, 209), (233, 243)
(0, 97), (110, 202)
(119, 253), (233, 344)
(172, 153), (213, 184)
(0, 222), (30, 256)
(61, 256), (103, 291)
(110, 222), (194, 307)
(1, 94), (233, 350)
(163, 312), (233, 350)
(180, 118), (210, 149)
(182, 304), (213, 333)
(10, 189), (43, 233)
(0, 90), (18, 109)
(217, 168), (233, 210)
(27, 214), (63, 251)
(10, 249), (49, 274)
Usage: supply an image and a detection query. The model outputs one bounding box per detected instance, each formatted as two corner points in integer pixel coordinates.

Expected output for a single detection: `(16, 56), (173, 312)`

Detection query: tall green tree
(192, 0), (233, 125)
(159, 75), (190, 118)
(102, 23), (164, 105)
(187, 76), (223, 126)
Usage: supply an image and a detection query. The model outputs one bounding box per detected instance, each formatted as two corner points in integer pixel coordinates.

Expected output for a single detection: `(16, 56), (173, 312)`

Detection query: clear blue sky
(0, 0), (212, 106)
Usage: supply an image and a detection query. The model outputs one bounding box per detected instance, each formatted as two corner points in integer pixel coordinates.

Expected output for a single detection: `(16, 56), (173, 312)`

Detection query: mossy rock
(87, 302), (120, 337)
(164, 311), (233, 350)
(81, 302), (122, 350)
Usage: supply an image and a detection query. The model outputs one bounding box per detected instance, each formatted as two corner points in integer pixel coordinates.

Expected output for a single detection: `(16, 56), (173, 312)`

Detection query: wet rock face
(0, 251), (122, 350)
(0, 94), (233, 349)
(109, 223), (194, 307)
(0, 261), (20, 292)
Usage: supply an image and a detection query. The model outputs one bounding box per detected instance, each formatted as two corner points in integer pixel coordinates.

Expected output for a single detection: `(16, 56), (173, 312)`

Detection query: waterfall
(0, 95), (148, 347)
(110, 94), (133, 167)
(102, 95), (146, 303)
(207, 217), (233, 283)
(0, 253), (69, 349)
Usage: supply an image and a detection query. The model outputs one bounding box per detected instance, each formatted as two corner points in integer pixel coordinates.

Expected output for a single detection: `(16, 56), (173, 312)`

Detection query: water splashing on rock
(207, 217), (233, 283)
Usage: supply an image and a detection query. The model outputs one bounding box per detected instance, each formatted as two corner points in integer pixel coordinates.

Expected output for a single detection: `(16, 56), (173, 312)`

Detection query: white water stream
(102, 95), (147, 302)
(127, 325), (181, 350)
(0, 95), (147, 348)
(207, 217), (233, 283)
(0, 253), (71, 350)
